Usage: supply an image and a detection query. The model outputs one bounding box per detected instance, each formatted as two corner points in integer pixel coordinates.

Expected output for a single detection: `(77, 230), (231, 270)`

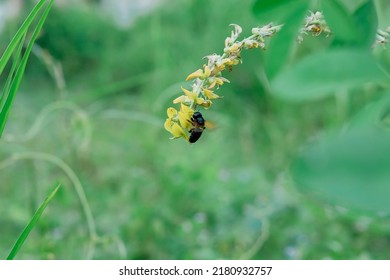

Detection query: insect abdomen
(189, 130), (203, 143)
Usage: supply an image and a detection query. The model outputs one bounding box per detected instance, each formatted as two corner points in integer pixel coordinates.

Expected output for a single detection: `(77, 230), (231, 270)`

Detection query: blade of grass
(6, 182), (61, 260)
(0, 0), (49, 75)
(0, 0), (54, 137)
(0, 32), (26, 111)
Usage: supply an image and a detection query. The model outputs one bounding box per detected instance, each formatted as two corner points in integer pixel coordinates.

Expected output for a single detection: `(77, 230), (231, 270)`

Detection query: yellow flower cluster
(164, 23), (281, 142)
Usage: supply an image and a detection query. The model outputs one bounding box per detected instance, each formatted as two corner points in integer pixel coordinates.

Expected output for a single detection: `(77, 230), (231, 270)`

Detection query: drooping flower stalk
(164, 11), (388, 143)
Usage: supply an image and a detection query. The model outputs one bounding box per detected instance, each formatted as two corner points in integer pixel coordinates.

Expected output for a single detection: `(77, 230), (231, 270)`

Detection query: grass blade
(6, 182), (61, 260)
(0, 33), (26, 111)
(0, 0), (54, 137)
(0, 0), (49, 74)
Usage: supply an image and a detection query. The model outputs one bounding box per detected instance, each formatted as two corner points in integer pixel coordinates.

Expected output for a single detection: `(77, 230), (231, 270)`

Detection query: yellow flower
(216, 77), (230, 85)
(214, 64), (226, 72)
(231, 58), (240, 65)
(185, 65), (212, 81)
(178, 103), (194, 129)
(164, 119), (188, 140)
(203, 65), (211, 77)
(244, 39), (260, 49)
(202, 88), (221, 99)
(173, 87), (206, 107)
(201, 100), (212, 108)
(185, 69), (203, 81)
(164, 117), (173, 132)
(208, 76), (230, 88)
(229, 42), (241, 52)
(217, 58), (229, 66)
(173, 95), (187, 104)
(224, 58), (237, 66)
(164, 107), (189, 140)
(167, 107), (178, 118)
(181, 86), (198, 101)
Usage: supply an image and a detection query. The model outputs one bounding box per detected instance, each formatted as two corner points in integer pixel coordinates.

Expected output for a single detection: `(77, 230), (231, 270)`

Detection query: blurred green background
(1, 0), (390, 260)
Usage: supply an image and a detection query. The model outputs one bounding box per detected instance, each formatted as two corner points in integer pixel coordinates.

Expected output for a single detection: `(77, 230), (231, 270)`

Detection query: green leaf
(347, 92), (390, 129)
(264, 1), (309, 78)
(292, 128), (390, 213)
(6, 182), (61, 260)
(322, 0), (377, 48)
(253, 0), (310, 78)
(253, 0), (308, 23)
(341, 0), (370, 12)
(271, 49), (388, 102)
(322, 0), (360, 44)
(0, 0), (54, 137)
(352, 0), (378, 48)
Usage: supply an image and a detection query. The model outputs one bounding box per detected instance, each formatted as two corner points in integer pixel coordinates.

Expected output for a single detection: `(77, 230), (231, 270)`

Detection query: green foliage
(34, 5), (127, 78)
(1, 0), (390, 260)
(7, 183), (61, 260)
(253, 0), (309, 23)
(253, 0), (310, 78)
(272, 49), (388, 101)
(292, 128), (390, 213)
(322, 0), (377, 47)
(267, 0), (390, 216)
(351, 1), (378, 48)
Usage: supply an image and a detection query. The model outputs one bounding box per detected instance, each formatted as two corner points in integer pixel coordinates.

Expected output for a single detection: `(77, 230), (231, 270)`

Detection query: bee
(189, 111), (206, 143)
